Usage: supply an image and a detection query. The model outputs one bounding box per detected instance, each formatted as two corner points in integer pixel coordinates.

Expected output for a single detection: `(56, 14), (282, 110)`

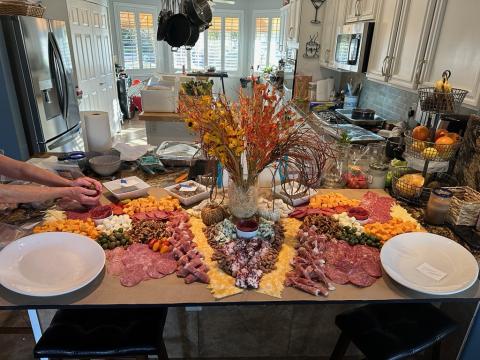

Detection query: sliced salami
(156, 259), (177, 275)
(360, 259), (382, 278)
(324, 264), (349, 285)
(348, 268), (376, 287)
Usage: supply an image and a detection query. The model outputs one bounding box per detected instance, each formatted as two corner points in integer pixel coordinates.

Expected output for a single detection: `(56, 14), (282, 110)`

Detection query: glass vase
(227, 179), (258, 219)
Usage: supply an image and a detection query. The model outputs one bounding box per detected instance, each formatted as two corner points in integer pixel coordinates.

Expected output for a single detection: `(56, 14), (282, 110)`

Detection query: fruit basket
(444, 186), (480, 226)
(0, 1), (45, 17)
(418, 87), (468, 114)
(391, 167), (458, 205)
(404, 130), (462, 162)
(391, 167), (425, 203)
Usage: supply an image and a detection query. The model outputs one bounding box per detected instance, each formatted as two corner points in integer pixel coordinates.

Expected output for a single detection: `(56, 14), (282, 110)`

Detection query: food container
(418, 87), (468, 114)
(236, 220), (259, 239)
(89, 155), (121, 177)
(368, 163), (389, 189)
(90, 205), (114, 226)
(444, 187), (480, 226)
(424, 188), (453, 225)
(164, 181), (209, 206)
(156, 141), (201, 167)
(272, 181), (316, 206)
(103, 177), (151, 200)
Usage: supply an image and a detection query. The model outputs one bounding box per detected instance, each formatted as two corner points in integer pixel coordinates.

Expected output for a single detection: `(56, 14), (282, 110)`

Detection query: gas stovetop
(335, 109), (386, 127)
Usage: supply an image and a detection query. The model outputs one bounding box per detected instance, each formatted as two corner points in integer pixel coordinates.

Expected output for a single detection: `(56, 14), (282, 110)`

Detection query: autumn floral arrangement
(179, 82), (332, 218)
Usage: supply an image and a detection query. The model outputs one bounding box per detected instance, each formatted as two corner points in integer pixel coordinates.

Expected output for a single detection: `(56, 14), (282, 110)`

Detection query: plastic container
(164, 181), (210, 206)
(368, 163), (389, 189)
(103, 176), (151, 200)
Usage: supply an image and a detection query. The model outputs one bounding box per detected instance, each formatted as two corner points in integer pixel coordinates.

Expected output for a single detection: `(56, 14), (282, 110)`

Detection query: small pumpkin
(201, 204), (228, 226)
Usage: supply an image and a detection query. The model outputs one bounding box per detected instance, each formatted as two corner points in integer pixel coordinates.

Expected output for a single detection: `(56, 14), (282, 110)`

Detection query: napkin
(113, 143), (154, 161)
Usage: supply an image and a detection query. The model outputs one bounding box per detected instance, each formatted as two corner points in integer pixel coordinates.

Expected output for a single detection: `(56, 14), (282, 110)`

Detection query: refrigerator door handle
(48, 32), (69, 120)
(46, 124), (81, 151)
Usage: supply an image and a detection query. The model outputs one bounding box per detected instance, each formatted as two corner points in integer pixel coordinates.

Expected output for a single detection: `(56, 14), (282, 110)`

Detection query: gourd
(201, 204), (228, 226)
(434, 70), (452, 93)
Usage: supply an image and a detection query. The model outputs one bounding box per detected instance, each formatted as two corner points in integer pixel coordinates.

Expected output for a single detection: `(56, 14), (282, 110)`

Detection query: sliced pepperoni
(360, 259), (382, 278)
(156, 259), (177, 275)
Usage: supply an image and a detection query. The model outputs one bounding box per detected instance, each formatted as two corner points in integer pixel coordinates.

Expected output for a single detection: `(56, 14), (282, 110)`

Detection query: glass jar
(424, 188), (453, 225)
(228, 179), (258, 219)
(322, 143), (350, 188)
(368, 163), (389, 189)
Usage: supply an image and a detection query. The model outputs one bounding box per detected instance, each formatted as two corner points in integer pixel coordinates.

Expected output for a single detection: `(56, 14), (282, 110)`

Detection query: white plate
(381, 232), (479, 295)
(164, 181), (210, 206)
(0, 232), (105, 297)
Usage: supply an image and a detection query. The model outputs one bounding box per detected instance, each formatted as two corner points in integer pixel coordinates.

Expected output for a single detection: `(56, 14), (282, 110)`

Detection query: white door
(319, 0), (338, 68)
(366, 0), (403, 83)
(91, 5), (120, 134)
(68, 1), (101, 113)
(420, 0), (480, 108)
(388, 0), (437, 90)
(292, 0), (302, 43)
(67, 0), (120, 134)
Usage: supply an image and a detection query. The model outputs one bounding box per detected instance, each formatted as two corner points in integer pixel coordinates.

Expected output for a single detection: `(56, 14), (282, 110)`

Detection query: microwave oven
(335, 22), (374, 73)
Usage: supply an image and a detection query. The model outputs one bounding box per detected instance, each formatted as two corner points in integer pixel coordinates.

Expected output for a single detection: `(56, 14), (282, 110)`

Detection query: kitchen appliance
(1, 16), (83, 153)
(351, 108), (376, 120)
(335, 109), (385, 127)
(335, 22), (374, 73)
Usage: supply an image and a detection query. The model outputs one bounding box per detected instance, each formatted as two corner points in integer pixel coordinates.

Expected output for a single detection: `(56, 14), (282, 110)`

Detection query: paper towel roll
(316, 78), (335, 101)
(83, 111), (112, 152)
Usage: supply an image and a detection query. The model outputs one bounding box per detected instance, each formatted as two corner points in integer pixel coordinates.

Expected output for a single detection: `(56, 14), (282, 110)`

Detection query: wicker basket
(0, 1), (45, 17)
(404, 130), (462, 162)
(445, 187), (480, 226)
(391, 167), (424, 203)
(418, 87), (468, 114)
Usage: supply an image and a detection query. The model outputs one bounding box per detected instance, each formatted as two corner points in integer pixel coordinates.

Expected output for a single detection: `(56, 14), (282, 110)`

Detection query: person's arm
(0, 184), (100, 206)
(0, 155), (72, 187)
(0, 155), (103, 193)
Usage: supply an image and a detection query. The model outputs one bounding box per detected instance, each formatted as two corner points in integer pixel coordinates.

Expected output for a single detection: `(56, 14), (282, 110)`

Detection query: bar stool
(34, 308), (169, 359)
(330, 303), (457, 360)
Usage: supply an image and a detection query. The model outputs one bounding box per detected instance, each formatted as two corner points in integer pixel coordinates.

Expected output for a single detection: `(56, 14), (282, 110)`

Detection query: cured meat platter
(11, 187), (475, 301)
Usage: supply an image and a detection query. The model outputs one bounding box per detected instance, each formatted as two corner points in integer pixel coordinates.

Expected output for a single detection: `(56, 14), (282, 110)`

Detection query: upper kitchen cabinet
(345, 0), (379, 23)
(419, 0), (480, 107)
(281, 0), (302, 48)
(388, 0), (437, 89)
(366, 0), (402, 82)
(319, 0), (347, 69)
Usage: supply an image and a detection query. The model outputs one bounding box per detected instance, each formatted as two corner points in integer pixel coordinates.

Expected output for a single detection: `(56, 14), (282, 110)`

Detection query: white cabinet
(366, 0), (402, 82)
(319, 0), (347, 69)
(419, 0), (480, 107)
(279, 3), (290, 53)
(387, 0), (437, 89)
(346, 0), (379, 22)
(281, 0), (302, 47)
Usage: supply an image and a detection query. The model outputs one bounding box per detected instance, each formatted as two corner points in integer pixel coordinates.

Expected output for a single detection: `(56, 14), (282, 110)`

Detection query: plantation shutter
(119, 11), (139, 69)
(138, 12), (156, 69)
(224, 17), (240, 71)
(254, 17), (270, 70)
(207, 16), (222, 70)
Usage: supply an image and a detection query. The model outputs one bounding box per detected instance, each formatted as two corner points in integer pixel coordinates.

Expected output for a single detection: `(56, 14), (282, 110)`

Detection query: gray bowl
(89, 155), (121, 177)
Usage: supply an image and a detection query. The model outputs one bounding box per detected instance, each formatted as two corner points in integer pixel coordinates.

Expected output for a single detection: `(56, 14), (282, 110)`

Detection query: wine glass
(311, 0), (326, 24)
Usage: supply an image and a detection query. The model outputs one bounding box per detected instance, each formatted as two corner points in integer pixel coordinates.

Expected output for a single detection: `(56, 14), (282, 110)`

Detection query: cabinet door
(292, 0), (302, 42)
(421, 0), (480, 107)
(366, 0), (402, 82)
(358, 0), (379, 21)
(319, 0), (338, 67)
(287, 0), (296, 40)
(345, 0), (359, 23)
(388, 0), (436, 89)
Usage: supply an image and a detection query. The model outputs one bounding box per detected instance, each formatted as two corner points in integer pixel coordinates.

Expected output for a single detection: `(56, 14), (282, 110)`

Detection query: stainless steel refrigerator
(1, 16), (83, 153)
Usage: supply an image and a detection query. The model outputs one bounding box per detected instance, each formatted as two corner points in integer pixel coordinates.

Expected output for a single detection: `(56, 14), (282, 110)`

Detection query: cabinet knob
(381, 56), (390, 77)
(355, 0), (361, 17)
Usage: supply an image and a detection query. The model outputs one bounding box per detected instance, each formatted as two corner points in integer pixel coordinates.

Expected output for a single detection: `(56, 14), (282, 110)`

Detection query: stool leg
(330, 332), (351, 360)
(432, 341), (442, 360)
(157, 339), (169, 360)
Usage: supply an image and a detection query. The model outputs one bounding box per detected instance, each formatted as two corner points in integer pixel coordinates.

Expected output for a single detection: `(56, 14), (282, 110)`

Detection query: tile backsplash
(358, 79), (419, 122)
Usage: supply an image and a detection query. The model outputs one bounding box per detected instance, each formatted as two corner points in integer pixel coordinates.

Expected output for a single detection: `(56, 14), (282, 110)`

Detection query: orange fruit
(446, 132), (461, 143)
(435, 129), (449, 141)
(435, 136), (454, 146)
(412, 126), (429, 141)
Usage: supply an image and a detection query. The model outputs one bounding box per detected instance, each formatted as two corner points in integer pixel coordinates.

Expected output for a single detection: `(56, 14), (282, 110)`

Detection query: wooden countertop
(0, 189), (478, 309)
(138, 111), (182, 122)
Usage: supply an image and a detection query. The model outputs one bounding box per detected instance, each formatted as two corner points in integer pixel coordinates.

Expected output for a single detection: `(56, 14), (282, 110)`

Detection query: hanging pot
(157, 0), (173, 41)
(185, 0), (212, 27)
(166, 12), (191, 48)
(185, 24), (200, 49)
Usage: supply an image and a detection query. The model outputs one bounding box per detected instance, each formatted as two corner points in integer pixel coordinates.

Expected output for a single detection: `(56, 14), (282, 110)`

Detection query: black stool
(331, 303), (457, 360)
(34, 308), (169, 359)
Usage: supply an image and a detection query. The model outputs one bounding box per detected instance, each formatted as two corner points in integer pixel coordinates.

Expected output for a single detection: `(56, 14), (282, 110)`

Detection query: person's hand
(67, 187), (101, 206)
(71, 177), (103, 194)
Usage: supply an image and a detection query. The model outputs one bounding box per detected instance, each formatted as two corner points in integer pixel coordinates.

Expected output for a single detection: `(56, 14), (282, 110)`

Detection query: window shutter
(191, 32), (205, 70)
(173, 47), (188, 70)
(224, 17), (239, 72)
(207, 16), (222, 70)
(119, 11), (139, 69)
(269, 17), (281, 67)
(254, 17), (270, 70)
(138, 12), (156, 69)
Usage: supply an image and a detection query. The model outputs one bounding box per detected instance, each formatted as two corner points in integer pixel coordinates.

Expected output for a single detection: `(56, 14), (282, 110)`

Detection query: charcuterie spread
(31, 189), (427, 299)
